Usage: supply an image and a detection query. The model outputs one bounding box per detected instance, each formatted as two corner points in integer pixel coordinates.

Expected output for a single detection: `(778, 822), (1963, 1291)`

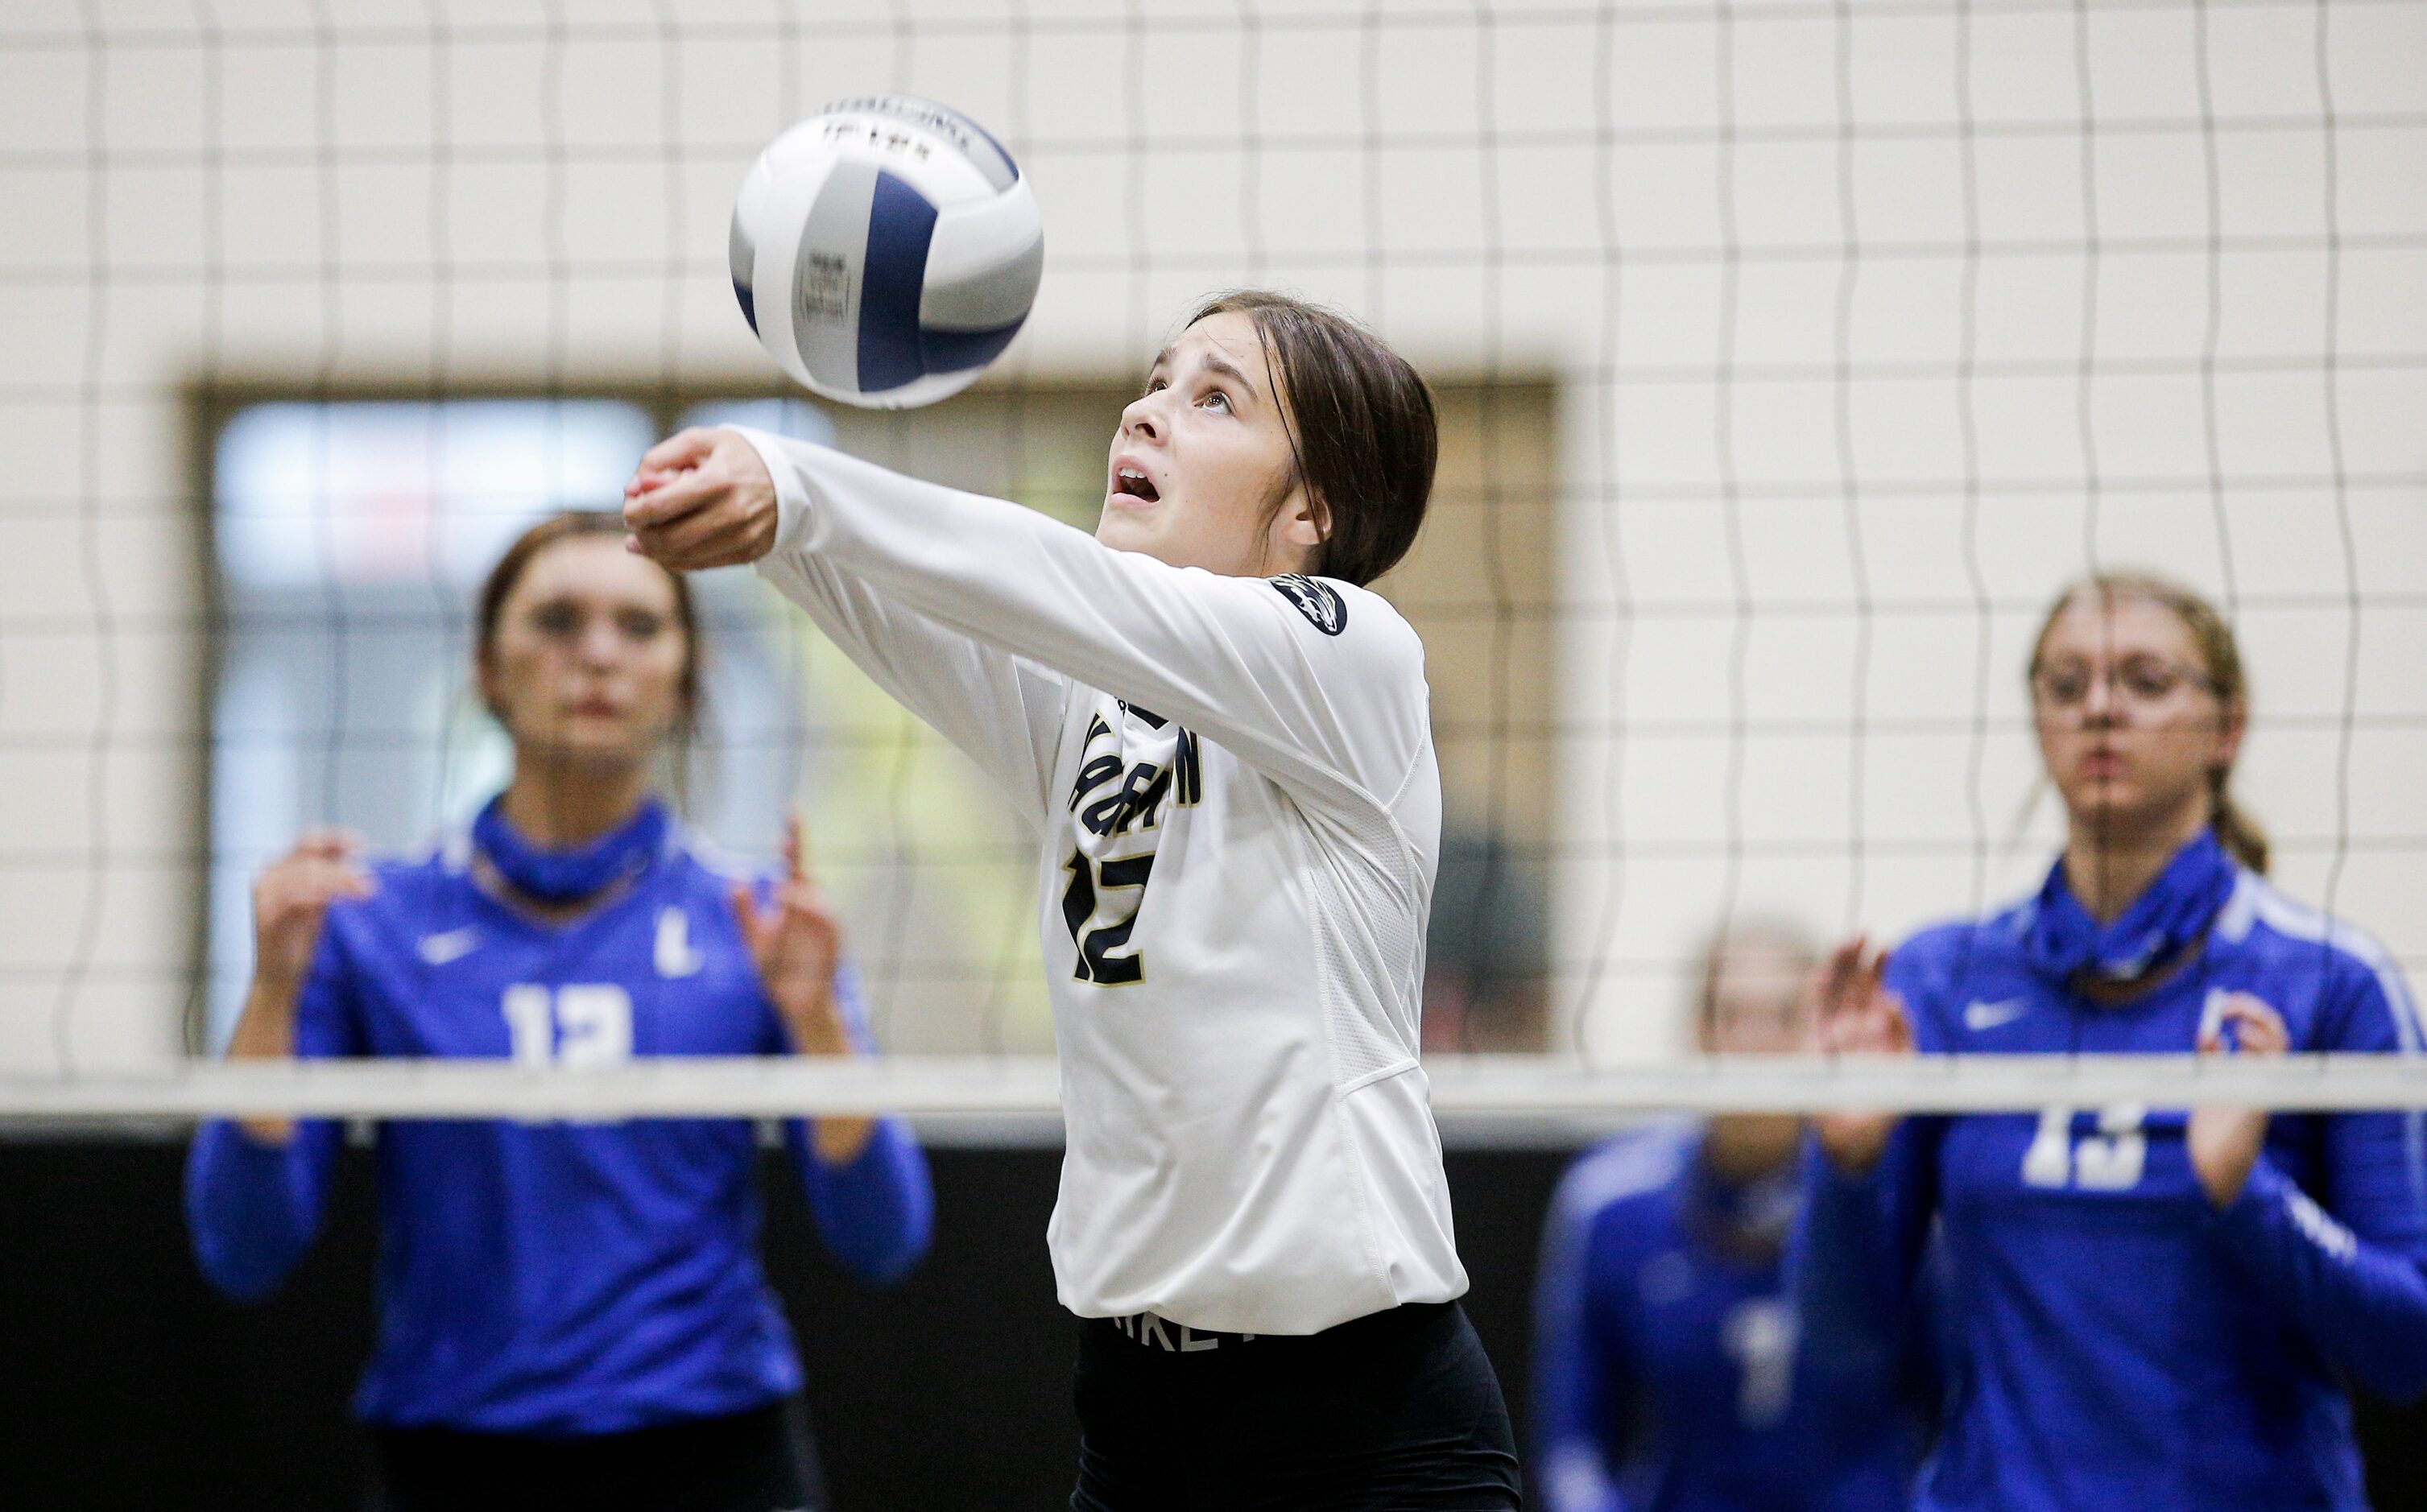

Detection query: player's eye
(1199, 388), (1232, 415)
(2119, 659), (2183, 701)
(1143, 376), (1168, 397)
(2031, 661), (2092, 707)
(615, 609), (665, 642)
(531, 601), (583, 639)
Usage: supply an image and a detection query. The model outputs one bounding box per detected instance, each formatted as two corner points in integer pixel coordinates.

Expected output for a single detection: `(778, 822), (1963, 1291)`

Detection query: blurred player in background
(185, 511), (932, 1512)
(1801, 572), (2427, 1512)
(624, 291), (1524, 1510)
(1532, 922), (1929, 1512)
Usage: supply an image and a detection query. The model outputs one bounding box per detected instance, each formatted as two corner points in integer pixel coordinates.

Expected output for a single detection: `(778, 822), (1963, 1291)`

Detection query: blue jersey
(1796, 866), (2427, 1512)
(1535, 1123), (1925, 1512)
(184, 827), (934, 1436)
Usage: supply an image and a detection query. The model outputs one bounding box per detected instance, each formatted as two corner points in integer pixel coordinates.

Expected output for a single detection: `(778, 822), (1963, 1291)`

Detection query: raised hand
(730, 816), (874, 1163)
(240, 831), (374, 1033)
(2188, 992), (2291, 1209)
(731, 816), (848, 1055)
(226, 830), (374, 1142)
(622, 428), (783, 572)
(1808, 936), (1913, 1175)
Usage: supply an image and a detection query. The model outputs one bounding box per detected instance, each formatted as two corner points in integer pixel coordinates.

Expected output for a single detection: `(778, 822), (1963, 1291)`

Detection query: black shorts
(366, 1397), (823, 1512)
(1070, 1299), (1523, 1512)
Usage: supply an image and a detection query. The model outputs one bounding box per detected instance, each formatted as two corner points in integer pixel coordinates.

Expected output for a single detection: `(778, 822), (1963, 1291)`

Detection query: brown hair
(2029, 570), (2267, 874)
(475, 510), (702, 757)
(1185, 290), (1437, 587)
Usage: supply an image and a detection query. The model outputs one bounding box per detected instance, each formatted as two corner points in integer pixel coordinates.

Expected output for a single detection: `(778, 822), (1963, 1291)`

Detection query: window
(202, 382), (1553, 1054)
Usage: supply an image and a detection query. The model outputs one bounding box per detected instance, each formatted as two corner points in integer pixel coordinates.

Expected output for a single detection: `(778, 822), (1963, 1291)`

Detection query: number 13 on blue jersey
(2021, 1103), (2149, 1192)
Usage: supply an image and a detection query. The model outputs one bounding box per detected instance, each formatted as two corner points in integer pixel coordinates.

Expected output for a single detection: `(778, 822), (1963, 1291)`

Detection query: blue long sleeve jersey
(1794, 867), (2427, 1512)
(1535, 1123), (1925, 1512)
(184, 828), (935, 1436)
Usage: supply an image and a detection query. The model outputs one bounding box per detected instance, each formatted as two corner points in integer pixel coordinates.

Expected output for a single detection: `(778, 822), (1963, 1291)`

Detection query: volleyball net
(5, 0), (2425, 1122)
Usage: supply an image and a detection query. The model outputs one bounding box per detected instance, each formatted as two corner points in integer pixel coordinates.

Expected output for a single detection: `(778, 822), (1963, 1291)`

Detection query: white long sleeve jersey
(734, 427), (1466, 1335)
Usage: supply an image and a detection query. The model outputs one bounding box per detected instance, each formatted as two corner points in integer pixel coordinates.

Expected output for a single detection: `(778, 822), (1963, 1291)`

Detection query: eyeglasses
(2029, 657), (2215, 713)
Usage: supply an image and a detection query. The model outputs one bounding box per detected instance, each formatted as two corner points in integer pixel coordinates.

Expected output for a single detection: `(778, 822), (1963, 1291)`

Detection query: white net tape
(6, 1053), (2421, 1122)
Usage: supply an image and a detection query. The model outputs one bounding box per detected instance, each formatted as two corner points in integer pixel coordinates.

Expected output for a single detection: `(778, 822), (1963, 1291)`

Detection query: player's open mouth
(1112, 461), (1160, 503)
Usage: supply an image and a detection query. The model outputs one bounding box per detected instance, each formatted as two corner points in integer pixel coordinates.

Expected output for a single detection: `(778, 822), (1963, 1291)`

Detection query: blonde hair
(2029, 571), (2268, 875)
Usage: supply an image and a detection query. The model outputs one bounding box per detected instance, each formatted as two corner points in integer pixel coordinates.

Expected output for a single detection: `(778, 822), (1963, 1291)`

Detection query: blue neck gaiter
(1693, 1152), (1801, 1244)
(2022, 828), (2237, 987)
(471, 794), (669, 904)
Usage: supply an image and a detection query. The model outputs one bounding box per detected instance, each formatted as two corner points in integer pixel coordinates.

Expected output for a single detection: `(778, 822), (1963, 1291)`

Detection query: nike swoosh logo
(1964, 998), (2031, 1031)
(418, 927), (479, 965)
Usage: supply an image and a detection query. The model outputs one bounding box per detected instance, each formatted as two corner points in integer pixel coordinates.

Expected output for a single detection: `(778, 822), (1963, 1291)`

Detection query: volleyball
(729, 95), (1044, 409)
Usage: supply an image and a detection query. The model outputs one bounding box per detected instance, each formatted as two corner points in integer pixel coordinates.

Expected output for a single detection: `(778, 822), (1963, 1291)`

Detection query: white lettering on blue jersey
(1719, 1297), (1797, 1426)
(655, 907), (705, 978)
(184, 830), (935, 1434)
(1796, 868), (2427, 1510)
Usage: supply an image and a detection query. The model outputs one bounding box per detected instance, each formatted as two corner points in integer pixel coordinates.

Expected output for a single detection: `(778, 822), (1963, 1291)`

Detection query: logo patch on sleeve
(1271, 574), (1348, 636)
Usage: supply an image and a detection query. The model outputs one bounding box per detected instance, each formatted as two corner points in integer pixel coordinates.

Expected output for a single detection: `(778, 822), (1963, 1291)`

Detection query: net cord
(4, 1053), (2421, 1120)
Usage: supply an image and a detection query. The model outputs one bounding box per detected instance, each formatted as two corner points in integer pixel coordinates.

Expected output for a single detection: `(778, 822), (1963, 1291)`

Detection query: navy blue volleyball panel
(858, 171), (940, 394)
(729, 213), (759, 334)
(921, 321), (1024, 374)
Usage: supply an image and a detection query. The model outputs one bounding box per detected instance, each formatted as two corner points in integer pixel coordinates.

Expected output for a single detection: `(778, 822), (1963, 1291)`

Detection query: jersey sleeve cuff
(1803, 1132), (1892, 1196)
(725, 424), (817, 556)
(203, 1114), (302, 1166)
(2210, 1152), (2293, 1229)
(2208, 1153), (2360, 1271)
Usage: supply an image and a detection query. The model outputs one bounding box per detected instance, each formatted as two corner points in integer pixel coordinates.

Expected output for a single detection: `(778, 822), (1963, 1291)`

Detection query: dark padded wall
(1, 1140), (2417, 1510)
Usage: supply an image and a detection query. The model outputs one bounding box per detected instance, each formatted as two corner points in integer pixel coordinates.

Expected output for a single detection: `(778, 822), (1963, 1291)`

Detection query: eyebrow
(1146, 346), (1260, 407)
(1201, 353), (1256, 395)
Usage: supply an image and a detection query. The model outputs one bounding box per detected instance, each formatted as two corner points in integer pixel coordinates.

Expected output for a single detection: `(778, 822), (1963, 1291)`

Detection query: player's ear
(2214, 693), (2247, 768)
(474, 650), (509, 733)
(1274, 483), (1329, 553)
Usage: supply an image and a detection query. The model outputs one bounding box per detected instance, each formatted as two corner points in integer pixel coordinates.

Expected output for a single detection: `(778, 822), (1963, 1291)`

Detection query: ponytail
(2211, 773), (2270, 876)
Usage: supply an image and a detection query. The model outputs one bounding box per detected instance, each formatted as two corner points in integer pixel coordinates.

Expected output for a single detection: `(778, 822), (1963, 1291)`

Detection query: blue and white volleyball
(730, 96), (1043, 409)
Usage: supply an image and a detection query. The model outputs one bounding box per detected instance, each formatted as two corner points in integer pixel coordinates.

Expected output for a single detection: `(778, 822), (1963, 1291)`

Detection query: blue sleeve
(785, 1113), (934, 1287)
(2210, 956), (2427, 1402)
(1532, 1176), (1631, 1512)
(1792, 944), (1950, 1370)
(772, 958), (934, 1287)
(1790, 1116), (1944, 1373)
(184, 928), (362, 1302)
(184, 1117), (345, 1301)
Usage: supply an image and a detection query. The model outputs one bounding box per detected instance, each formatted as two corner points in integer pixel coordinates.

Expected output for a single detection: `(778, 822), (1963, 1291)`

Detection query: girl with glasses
(1798, 572), (2427, 1512)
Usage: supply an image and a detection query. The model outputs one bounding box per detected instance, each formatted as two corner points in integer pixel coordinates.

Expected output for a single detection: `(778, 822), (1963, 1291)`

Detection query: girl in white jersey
(624, 291), (1521, 1510)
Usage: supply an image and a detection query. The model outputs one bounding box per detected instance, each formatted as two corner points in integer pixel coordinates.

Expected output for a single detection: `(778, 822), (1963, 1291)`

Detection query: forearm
(222, 978), (304, 1143)
(740, 428), (1410, 811)
(773, 994), (877, 1166)
(1791, 1142), (1917, 1364)
(184, 1117), (336, 1301)
(748, 427), (1193, 692)
(2214, 1159), (2427, 1401)
(755, 526), (1061, 821)
(1531, 1204), (1627, 1512)
(1532, 1353), (1628, 1512)
(812, 1115), (875, 1165)
(790, 1115), (934, 1287)
(1536, 1440), (1628, 1512)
